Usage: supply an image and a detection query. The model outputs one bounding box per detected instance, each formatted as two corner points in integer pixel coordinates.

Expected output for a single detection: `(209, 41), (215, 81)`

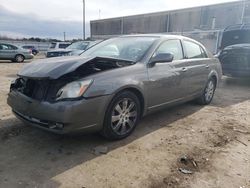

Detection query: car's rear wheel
(15, 55), (25, 63)
(102, 91), (141, 140)
(197, 78), (216, 105)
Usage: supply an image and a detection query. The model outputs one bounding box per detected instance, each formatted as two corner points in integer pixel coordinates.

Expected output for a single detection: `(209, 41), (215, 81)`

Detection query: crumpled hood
(18, 56), (94, 79)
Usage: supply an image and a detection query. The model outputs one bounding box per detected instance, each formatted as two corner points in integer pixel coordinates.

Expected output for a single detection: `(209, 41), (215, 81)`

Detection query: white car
(49, 42), (71, 49)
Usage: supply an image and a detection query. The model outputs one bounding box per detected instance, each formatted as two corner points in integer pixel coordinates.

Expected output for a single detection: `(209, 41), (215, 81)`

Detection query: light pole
(241, 0), (246, 24)
(82, 0), (85, 40)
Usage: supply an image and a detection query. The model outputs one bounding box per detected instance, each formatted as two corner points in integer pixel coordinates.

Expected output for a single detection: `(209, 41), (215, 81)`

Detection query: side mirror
(150, 53), (174, 65)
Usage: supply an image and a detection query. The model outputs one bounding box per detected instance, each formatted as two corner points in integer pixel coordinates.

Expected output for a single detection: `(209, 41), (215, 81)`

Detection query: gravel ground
(0, 60), (249, 188)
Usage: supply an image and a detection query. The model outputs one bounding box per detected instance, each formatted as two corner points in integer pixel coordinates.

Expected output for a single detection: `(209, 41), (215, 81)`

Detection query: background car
(46, 41), (99, 58)
(218, 23), (250, 77)
(49, 42), (71, 49)
(8, 35), (222, 140)
(0, 43), (34, 62)
(22, 45), (39, 55)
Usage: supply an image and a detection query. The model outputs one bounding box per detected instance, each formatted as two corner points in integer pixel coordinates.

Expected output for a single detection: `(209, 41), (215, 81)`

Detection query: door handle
(205, 64), (210, 68)
(182, 67), (188, 72)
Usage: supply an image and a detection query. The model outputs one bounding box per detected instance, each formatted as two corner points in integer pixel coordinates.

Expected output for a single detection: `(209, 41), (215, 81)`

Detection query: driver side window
(154, 40), (184, 61)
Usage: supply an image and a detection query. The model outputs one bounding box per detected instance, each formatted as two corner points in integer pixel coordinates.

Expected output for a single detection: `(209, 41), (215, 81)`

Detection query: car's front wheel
(102, 91), (141, 140)
(15, 55), (25, 63)
(197, 78), (216, 105)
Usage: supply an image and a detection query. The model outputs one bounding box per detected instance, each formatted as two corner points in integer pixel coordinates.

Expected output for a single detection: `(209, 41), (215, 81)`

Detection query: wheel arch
(112, 86), (146, 118)
(208, 70), (219, 87)
(15, 54), (25, 60)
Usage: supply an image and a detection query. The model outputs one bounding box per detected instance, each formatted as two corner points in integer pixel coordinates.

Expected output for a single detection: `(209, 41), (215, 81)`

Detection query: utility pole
(63, 32), (66, 41)
(99, 9), (101, 20)
(82, 0), (86, 40)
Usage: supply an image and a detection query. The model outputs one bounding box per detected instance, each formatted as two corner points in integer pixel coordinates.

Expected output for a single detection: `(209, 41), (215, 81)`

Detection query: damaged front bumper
(7, 90), (110, 134)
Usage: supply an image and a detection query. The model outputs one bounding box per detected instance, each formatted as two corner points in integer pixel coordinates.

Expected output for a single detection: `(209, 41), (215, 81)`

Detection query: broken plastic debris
(179, 168), (193, 174)
(94, 146), (109, 155)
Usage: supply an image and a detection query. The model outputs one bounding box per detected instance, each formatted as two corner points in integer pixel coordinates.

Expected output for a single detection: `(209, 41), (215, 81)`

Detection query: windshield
(221, 30), (250, 49)
(67, 41), (89, 50)
(81, 37), (158, 62)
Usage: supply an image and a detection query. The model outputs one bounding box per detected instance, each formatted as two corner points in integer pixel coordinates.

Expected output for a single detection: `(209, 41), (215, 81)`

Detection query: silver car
(7, 35), (222, 140)
(0, 43), (34, 62)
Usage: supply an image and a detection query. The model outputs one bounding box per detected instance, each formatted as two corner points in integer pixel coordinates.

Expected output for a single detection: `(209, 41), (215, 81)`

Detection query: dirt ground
(0, 60), (249, 188)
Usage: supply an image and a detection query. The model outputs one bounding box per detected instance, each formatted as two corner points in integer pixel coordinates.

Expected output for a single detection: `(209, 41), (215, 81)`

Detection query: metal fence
(169, 30), (222, 54)
(91, 1), (249, 37)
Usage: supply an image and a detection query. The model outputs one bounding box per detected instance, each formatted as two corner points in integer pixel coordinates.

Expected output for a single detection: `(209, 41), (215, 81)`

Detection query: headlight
(56, 80), (93, 100)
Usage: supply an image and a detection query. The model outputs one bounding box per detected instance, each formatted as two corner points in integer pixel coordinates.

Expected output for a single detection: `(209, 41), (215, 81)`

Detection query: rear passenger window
(8, 45), (18, 50)
(183, 40), (207, 59)
(154, 40), (184, 60)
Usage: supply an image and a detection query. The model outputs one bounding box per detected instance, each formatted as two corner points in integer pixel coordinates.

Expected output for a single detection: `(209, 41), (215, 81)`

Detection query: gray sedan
(7, 35), (222, 140)
(0, 43), (34, 62)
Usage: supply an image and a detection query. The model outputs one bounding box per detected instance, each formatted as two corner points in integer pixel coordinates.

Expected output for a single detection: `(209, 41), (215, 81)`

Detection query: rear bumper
(7, 91), (111, 134)
(24, 54), (34, 60)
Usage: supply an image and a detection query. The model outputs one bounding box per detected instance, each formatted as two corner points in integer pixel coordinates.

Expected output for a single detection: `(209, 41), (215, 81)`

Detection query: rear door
(147, 39), (189, 108)
(182, 40), (210, 95)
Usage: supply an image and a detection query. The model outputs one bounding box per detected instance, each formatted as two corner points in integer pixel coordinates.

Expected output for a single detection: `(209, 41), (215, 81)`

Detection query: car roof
(0, 43), (18, 46)
(117, 34), (204, 47)
(119, 34), (193, 40)
(51, 42), (71, 44)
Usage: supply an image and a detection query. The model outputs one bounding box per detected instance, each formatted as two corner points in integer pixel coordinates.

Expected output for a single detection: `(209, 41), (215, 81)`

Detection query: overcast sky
(0, 0), (239, 40)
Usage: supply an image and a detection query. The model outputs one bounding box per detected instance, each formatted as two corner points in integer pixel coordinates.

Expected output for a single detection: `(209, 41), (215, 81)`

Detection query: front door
(146, 39), (189, 109)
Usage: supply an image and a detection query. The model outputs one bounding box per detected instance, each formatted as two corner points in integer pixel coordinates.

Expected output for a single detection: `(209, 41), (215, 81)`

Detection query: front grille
(47, 52), (58, 57)
(11, 78), (67, 102)
(11, 78), (49, 101)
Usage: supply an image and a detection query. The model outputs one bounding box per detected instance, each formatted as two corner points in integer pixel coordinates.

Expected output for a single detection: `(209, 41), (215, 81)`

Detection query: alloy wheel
(111, 98), (138, 136)
(16, 55), (24, 63)
(205, 80), (215, 102)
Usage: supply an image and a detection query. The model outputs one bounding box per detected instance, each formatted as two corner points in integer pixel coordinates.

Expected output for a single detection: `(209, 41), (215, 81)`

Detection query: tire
(32, 51), (37, 56)
(15, 55), (25, 63)
(197, 78), (216, 105)
(101, 91), (141, 140)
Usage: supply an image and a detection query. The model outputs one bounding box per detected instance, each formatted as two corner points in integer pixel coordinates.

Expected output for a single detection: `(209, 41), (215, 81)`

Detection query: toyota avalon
(7, 35), (222, 140)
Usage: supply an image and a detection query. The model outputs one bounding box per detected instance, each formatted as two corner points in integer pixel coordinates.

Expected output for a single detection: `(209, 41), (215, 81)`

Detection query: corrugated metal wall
(90, 1), (249, 38)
